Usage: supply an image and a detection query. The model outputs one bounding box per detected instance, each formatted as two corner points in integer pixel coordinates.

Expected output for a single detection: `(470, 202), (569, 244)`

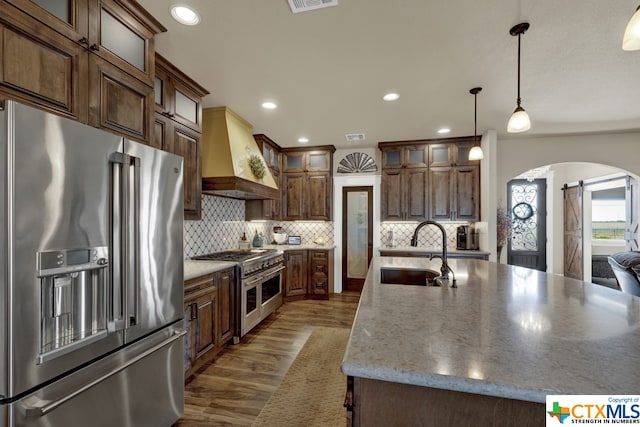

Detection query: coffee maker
(456, 225), (479, 250)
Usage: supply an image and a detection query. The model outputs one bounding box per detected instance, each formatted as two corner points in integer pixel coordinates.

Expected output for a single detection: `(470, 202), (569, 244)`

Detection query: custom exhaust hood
(201, 107), (279, 200)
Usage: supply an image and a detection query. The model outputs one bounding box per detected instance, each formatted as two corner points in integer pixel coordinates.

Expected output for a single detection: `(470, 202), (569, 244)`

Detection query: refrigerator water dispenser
(37, 247), (109, 364)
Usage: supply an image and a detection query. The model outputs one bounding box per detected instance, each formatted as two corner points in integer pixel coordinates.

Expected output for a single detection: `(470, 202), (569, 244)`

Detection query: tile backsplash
(184, 196), (469, 259)
(183, 195), (335, 259)
(183, 196), (246, 257)
(380, 222), (466, 248)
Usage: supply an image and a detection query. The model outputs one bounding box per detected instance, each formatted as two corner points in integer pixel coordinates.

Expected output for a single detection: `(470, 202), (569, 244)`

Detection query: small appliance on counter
(456, 225), (479, 250)
(272, 226), (288, 245)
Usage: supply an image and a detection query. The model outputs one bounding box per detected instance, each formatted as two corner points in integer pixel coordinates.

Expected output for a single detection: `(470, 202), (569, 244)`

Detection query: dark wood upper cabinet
(155, 53), (207, 132)
(0, 18), (88, 121)
(0, 0), (165, 143)
(382, 145), (428, 169)
(153, 54), (208, 221)
(281, 146), (335, 221)
(88, 54), (153, 141)
(429, 138), (479, 167)
(246, 134), (283, 221)
(379, 137), (480, 222)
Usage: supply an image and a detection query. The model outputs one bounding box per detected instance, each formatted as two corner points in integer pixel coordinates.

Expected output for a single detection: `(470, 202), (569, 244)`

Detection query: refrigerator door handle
(109, 152), (127, 332)
(19, 330), (186, 418)
(128, 156), (141, 327)
(110, 152), (141, 330)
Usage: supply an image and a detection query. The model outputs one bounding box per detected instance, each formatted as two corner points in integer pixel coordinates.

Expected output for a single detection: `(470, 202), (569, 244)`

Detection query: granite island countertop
(341, 255), (640, 403)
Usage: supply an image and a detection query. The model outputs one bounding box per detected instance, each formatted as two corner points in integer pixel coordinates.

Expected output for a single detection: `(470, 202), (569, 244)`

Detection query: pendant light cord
(516, 33), (522, 107)
(474, 92), (477, 137)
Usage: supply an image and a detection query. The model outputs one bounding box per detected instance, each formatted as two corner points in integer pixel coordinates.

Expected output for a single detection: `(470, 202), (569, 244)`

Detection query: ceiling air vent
(345, 133), (366, 142)
(288, 0), (338, 14)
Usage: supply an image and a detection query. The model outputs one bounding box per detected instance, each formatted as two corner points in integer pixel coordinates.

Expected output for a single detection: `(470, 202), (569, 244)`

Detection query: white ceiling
(138, 0), (640, 149)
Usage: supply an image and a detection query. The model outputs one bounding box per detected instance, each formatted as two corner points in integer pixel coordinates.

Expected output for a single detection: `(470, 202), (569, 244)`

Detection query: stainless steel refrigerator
(0, 101), (185, 426)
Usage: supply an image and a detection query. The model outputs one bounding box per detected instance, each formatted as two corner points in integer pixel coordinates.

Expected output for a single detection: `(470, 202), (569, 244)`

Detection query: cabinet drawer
(310, 251), (328, 260)
(184, 273), (215, 300)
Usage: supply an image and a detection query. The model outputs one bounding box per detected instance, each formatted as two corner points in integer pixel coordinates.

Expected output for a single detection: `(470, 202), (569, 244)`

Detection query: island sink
(380, 267), (441, 286)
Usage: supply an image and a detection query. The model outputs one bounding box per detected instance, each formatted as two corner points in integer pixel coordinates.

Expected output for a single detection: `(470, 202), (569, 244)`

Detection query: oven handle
(243, 264), (285, 287)
(262, 264), (286, 279)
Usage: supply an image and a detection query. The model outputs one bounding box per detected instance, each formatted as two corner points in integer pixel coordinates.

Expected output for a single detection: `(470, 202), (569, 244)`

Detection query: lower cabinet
(183, 267), (235, 380)
(284, 248), (333, 300)
(345, 376), (544, 426)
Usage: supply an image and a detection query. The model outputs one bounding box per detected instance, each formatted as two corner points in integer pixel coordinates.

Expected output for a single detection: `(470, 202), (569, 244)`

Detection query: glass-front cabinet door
(6, 0), (89, 41)
(95, 0), (156, 85)
(307, 151), (330, 171)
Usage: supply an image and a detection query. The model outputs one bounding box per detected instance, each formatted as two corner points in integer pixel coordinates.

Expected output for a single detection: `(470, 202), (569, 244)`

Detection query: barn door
(564, 183), (583, 280)
(625, 176), (639, 251)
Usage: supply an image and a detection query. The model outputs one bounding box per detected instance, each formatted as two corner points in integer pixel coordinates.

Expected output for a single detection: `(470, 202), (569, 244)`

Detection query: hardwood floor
(174, 292), (360, 426)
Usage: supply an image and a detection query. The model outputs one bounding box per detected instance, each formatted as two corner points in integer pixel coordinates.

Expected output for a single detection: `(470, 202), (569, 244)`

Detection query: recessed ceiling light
(298, 137), (309, 144)
(262, 102), (278, 110)
(438, 128), (451, 134)
(383, 92), (400, 101)
(170, 4), (201, 26)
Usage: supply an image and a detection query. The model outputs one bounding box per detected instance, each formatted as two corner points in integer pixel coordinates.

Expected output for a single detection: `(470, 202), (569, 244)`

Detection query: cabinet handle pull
(190, 302), (197, 320)
(89, 43), (100, 51)
(78, 37), (89, 45)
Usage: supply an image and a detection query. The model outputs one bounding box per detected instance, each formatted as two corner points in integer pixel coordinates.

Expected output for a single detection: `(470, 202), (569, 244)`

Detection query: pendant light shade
(468, 87), (483, 160)
(507, 106), (531, 133)
(507, 22), (531, 134)
(623, 5), (640, 51)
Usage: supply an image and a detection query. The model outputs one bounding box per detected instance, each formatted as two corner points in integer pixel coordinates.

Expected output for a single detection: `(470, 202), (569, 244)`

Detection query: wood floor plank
(174, 292), (360, 426)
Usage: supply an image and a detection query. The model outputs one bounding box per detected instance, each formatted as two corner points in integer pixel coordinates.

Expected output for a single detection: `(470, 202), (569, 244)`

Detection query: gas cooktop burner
(192, 249), (278, 263)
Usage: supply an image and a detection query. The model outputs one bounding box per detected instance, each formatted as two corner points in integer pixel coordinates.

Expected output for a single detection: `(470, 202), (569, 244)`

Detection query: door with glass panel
(507, 179), (547, 271)
(342, 187), (373, 291)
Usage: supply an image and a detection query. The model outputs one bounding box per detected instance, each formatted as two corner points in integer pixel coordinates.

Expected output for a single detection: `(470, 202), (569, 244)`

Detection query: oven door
(241, 275), (262, 337)
(261, 265), (285, 315)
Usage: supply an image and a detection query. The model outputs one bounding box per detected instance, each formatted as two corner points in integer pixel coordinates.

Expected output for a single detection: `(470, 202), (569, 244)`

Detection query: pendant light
(623, 5), (640, 51)
(507, 22), (531, 133)
(468, 87), (483, 161)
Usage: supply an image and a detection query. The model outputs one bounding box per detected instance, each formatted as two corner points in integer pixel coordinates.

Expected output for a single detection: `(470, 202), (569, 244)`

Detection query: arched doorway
(505, 162), (639, 283)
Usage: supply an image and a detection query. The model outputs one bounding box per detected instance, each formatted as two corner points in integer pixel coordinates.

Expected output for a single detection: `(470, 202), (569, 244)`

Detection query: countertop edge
(340, 361), (550, 404)
(183, 260), (238, 280)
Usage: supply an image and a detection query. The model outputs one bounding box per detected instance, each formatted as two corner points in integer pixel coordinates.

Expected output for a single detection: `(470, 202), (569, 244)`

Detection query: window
(591, 188), (625, 241)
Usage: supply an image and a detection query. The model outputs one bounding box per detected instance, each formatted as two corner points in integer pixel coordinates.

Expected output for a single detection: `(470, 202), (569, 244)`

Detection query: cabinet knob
(78, 37), (89, 46)
(89, 43), (100, 51)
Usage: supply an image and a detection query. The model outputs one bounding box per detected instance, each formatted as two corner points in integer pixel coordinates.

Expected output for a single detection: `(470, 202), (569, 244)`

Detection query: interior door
(564, 183), (584, 279)
(625, 176), (639, 250)
(507, 179), (547, 271)
(342, 187), (373, 292)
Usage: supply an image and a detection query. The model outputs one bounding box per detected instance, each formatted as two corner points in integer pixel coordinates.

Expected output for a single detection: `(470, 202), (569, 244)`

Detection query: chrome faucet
(410, 221), (457, 288)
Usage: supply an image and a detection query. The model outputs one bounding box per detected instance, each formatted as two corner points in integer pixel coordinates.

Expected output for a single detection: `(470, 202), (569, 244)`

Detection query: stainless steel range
(192, 249), (285, 339)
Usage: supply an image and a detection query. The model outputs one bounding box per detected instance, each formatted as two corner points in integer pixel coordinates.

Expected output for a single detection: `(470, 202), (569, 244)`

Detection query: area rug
(252, 326), (350, 427)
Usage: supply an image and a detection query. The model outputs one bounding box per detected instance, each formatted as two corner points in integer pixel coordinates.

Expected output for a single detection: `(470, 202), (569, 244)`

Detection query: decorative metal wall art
(337, 152), (378, 173)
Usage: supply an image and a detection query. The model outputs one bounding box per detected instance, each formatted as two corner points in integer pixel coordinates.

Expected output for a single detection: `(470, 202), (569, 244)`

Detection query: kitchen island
(341, 255), (640, 426)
